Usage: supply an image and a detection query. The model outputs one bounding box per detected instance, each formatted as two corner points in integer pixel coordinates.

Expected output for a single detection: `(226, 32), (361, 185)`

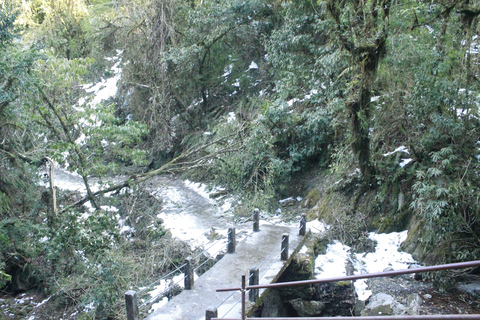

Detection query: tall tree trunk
(327, 0), (390, 185)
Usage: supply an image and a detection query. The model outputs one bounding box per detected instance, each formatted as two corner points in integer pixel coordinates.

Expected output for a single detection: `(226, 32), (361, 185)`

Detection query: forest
(1, 0), (480, 318)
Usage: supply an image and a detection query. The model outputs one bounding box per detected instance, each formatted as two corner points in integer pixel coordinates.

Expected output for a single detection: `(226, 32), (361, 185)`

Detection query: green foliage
(411, 146), (480, 262)
(117, 0), (269, 153)
(205, 97), (332, 201)
(19, 0), (93, 59)
(0, 191), (9, 215)
(3, 0), (480, 316)
(31, 52), (148, 179)
(0, 2), (19, 48)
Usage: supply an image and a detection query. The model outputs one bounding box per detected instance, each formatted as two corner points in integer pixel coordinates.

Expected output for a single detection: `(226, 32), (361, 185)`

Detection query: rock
(209, 189), (227, 199)
(288, 299), (325, 317)
(302, 189), (321, 208)
(361, 293), (406, 316)
(313, 281), (356, 316)
(354, 300), (366, 316)
(422, 294), (432, 300)
(279, 197), (296, 207)
(383, 267), (395, 272)
(456, 282), (480, 298)
(406, 293), (423, 315)
(408, 264), (423, 281)
(261, 289), (286, 317)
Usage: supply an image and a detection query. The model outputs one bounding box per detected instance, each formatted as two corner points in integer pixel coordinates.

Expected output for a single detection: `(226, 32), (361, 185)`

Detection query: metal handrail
(213, 260), (480, 320)
(218, 316), (480, 320)
(217, 260), (480, 292)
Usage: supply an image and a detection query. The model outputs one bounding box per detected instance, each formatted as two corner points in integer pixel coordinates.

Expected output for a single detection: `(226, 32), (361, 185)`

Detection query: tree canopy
(1, 0), (480, 317)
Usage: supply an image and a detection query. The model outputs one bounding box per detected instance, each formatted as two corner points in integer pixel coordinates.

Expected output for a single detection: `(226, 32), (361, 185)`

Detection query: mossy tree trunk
(327, 0), (391, 185)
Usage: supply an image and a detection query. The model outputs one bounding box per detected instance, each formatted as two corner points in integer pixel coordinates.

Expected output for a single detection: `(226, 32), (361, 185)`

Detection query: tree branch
(59, 128), (245, 213)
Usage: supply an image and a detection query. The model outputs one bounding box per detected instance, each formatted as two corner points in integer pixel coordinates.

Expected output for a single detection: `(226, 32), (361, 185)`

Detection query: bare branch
(59, 128), (245, 213)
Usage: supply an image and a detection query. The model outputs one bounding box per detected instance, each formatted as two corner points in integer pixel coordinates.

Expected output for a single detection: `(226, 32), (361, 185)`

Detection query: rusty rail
(217, 260), (480, 292)
(217, 316), (480, 320)
(213, 260), (480, 320)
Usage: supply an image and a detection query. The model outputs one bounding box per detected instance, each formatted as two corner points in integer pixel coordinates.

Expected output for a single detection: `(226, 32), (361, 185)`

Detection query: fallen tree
(59, 127), (245, 213)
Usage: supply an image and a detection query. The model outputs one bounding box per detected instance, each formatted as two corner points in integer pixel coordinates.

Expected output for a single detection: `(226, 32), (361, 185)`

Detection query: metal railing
(212, 260), (480, 320)
(126, 209), (307, 320)
(208, 214), (308, 319)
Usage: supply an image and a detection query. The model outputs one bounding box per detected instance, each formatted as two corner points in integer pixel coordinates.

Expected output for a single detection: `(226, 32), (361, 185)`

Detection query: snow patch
(315, 241), (351, 278)
(314, 231), (416, 301)
(81, 50), (122, 107)
(227, 112), (236, 123)
(307, 220), (327, 234)
(383, 146), (409, 157)
(222, 64), (233, 77)
(248, 61), (258, 70)
(399, 158), (413, 167)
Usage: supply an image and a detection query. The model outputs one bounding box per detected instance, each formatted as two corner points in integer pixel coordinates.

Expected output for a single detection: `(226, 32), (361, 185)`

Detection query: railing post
(249, 266), (259, 303)
(228, 227), (236, 253)
(125, 290), (139, 320)
(281, 233), (289, 261)
(299, 213), (306, 236)
(253, 208), (260, 232)
(241, 275), (246, 320)
(205, 306), (218, 320)
(184, 257), (194, 290)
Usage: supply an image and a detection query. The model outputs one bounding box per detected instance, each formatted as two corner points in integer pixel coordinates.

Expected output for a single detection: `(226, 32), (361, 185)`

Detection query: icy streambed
(314, 230), (416, 301)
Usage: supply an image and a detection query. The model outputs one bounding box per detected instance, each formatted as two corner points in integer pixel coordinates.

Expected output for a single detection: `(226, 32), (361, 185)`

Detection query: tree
(31, 53), (148, 212)
(326, 0), (392, 185)
(114, 0), (266, 155)
(18, 0), (92, 59)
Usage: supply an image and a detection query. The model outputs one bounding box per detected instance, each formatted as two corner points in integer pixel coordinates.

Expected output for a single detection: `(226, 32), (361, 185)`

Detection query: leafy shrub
(411, 147), (480, 262)
(206, 99), (332, 202)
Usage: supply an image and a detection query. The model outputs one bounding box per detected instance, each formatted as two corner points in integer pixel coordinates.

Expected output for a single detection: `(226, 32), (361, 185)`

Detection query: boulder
(279, 197), (297, 207)
(261, 289), (286, 317)
(361, 293), (406, 316)
(288, 299), (325, 317)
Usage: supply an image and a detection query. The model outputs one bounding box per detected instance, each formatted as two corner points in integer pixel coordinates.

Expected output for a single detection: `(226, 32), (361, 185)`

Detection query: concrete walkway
(145, 223), (308, 320)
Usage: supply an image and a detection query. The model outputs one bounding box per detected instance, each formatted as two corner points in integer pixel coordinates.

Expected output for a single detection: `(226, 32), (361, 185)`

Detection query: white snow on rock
(248, 61), (258, 70)
(315, 241), (352, 278)
(307, 220), (328, 234)
(383, 146), (409, 157)
(315, 230), (416, 301)
(399, 158), (413, 167)
(279, 197), (295, 204)
(356, 231), (415, 274)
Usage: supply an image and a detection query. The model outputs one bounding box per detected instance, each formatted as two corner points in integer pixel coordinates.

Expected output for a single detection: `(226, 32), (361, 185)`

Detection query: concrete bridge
(136, 219), (310, 320)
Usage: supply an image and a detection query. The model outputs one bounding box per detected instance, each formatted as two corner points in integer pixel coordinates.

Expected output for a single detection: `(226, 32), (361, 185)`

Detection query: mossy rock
(370, 208), (412, 234)
(303, 189), (321, 208)
(335, 280), (353, 287)
(307, 192), (348, 224)
(313, 237), (329, 256)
